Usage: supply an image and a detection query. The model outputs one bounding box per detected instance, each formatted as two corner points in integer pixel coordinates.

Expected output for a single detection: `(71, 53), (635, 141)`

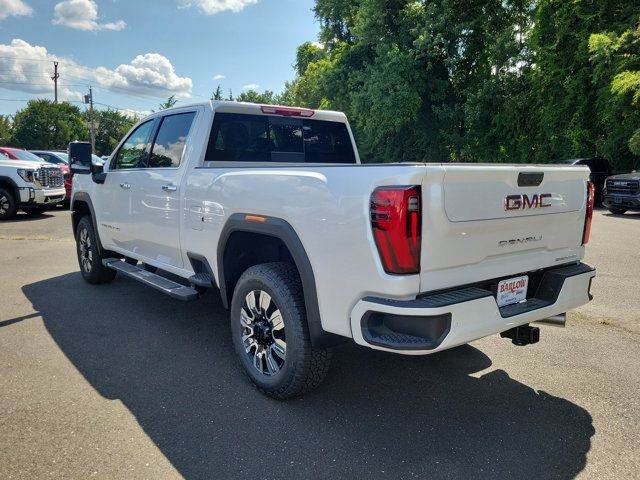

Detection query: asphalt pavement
(0, 208), (638, 479)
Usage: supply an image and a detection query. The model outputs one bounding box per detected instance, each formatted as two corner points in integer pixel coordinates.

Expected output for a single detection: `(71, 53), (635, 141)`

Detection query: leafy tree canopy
(12, 99), (88, 150)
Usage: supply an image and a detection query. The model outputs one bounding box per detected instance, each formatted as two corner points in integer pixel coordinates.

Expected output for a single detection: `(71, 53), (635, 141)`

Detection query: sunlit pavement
(0, 208), (638, 479)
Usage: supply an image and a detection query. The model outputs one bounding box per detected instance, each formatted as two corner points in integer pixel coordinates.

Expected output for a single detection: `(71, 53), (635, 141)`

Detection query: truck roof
(144, 100), (348, 124)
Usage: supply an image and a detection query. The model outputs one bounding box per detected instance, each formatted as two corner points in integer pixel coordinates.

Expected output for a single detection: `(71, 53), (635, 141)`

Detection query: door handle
(120, 182), (130, 189)
(162, 184), (177, 192)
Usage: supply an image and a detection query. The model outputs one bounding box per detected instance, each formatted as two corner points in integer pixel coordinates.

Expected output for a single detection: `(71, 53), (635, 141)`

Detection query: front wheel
(608, 208), (627, 215)
(0, 187), (18, 220)
(230, 262), (332, 400)
(76, 216), (117, 284)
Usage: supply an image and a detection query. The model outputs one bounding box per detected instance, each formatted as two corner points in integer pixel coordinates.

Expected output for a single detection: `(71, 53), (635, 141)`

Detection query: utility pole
(51, 61), (59, 104)
(84, 87), (95, 152)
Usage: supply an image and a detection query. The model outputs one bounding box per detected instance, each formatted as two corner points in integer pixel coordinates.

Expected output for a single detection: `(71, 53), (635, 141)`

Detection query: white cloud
(98, 53), (193, 98)
(53, 0), (126, 31)
(178, 0), (258, 15)
(242, 83), (259, 91)
(212, 74), (225, 81)
(0, 39), (193, 102)
(0, 0), (32, 20)
(119, 108), (151, 119)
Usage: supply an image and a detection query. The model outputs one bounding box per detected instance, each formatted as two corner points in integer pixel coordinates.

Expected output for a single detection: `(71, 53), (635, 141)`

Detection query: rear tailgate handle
(162, 184), (177, 192)
(518, 172), (544, 187)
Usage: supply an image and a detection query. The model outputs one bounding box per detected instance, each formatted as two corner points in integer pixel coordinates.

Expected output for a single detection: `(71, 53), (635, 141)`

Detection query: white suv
(0, 154), (66, 219)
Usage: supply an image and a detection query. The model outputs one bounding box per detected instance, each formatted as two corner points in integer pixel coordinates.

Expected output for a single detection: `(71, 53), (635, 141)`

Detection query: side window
(113, 120), (154, 170)
(148, 112), (196, 168)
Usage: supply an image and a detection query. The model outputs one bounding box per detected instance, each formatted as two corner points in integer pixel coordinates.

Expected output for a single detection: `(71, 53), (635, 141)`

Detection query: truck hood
(607, 173), (640, 181)
(0, 159), (50, 169)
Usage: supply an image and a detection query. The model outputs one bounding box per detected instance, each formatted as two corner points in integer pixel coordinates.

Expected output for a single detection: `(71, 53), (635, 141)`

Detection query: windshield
(11, 150), (45, 162)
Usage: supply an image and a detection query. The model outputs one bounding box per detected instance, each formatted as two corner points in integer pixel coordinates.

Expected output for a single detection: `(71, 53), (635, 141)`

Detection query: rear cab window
(205, 112), (356, 164)
(148, 112), (196, 168)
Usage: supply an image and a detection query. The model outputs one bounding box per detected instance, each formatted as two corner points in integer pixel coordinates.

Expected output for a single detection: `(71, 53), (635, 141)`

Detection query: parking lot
(0, 208), (638, 479)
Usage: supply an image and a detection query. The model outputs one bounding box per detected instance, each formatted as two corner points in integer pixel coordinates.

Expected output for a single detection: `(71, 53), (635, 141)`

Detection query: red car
(0, 147), (70, 203)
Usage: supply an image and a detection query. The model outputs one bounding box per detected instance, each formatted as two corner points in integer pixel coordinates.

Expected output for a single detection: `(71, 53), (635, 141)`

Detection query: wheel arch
(71, 192), (105, 255)
(218, 213), (345, 348)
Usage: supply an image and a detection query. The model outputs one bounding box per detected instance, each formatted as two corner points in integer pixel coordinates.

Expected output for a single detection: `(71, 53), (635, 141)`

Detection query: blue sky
(0, 0), (319, 116)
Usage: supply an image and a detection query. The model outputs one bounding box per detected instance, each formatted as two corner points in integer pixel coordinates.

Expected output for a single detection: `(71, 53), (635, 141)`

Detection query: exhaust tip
(534, 313), (567, 328)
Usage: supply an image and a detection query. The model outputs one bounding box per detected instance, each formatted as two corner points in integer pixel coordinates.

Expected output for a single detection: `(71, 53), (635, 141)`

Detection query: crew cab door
(129, 110), (197, 268)
(97, 119), (156, 250)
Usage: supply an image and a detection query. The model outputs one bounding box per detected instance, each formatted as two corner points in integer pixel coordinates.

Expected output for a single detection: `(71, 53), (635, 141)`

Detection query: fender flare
(218, 213), (345, 348)
(71, 191), (105, 255)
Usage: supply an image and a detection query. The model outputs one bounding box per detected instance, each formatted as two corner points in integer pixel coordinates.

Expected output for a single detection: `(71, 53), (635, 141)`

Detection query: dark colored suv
(563, 157), (612, 205)
(602, 173), (640, 215)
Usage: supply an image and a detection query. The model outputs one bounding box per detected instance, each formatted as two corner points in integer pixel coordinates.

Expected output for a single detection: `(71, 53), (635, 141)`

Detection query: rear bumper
(350, 263), (595, 355)
(602, 194), (640, 210)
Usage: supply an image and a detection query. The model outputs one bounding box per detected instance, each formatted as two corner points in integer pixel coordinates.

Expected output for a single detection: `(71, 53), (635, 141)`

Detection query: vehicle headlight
(17, 169), (35, 183)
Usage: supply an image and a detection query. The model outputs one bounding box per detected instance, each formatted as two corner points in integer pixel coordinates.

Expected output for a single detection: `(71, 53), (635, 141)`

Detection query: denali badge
(505, 193), (552, 211)
(498, 235), (542, 247)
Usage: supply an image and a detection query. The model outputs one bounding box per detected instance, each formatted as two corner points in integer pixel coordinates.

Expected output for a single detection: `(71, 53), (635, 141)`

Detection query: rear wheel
(0, 188), (18, 220)
(76, 216), (117, 284)
(230, 262), (332, 400)
(608, 208), (627, 215)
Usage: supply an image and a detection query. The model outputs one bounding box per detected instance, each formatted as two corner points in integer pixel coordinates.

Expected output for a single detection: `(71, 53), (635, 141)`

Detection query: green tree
(84, 109), (137, 157)
(212, 85), (224, 100)
(590, 18), (640, 168)
(236, 90), (277, 104)
(12, 99), (88, 150)
(0, 115), (12, 145)
(158, 95), (178, 110)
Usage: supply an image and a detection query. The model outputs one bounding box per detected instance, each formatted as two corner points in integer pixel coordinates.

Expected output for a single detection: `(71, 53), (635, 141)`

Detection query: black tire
(22, 205), (49, 216)
(0, 187), (18, 220)
(230, 262), (332, 400)
(75, 216), (117, 284)
(608, 208), (627, 215)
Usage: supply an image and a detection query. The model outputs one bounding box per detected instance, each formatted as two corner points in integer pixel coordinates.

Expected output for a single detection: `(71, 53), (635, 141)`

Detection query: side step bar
(103, 258), (199, 301)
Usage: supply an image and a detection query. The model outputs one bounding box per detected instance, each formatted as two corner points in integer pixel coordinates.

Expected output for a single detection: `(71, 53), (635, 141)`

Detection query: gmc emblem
(505, 193), (552, 211)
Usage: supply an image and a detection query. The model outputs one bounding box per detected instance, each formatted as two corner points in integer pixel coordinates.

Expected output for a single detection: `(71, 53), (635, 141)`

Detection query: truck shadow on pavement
(24, 273), (594, 480)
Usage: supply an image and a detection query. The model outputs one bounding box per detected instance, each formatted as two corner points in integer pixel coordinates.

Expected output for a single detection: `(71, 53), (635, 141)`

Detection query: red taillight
(260, 105), (315, 117)
(582, 181), (595, 244)
(370, 186), (421, 274)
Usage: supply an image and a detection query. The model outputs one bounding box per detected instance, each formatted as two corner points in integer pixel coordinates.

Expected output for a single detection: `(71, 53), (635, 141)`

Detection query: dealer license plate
(497, 275), (529, 307)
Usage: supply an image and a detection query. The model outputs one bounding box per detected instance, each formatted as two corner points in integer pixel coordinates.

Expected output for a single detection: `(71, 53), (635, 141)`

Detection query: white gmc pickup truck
(69, 101), (596, 399)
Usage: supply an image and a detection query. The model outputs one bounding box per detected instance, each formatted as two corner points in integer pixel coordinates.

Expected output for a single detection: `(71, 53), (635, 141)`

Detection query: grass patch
(0, 235), (52, 241)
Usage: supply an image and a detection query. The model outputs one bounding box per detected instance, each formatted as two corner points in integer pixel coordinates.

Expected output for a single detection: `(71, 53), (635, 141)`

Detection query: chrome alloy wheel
(79, 227), (93, 273)
(240, 290), (286, 376)
(0, 194), (9, 215)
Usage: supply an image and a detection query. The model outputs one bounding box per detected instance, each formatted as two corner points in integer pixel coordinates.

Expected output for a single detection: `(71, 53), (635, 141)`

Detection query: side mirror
(68, 141), (92, 175)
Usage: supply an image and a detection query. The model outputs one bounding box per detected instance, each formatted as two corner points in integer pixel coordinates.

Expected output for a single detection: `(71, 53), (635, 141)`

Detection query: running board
(103, 258), (199, 301)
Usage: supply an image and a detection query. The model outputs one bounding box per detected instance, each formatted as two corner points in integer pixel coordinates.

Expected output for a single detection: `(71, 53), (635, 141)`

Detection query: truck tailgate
(420, 165), (590, 292)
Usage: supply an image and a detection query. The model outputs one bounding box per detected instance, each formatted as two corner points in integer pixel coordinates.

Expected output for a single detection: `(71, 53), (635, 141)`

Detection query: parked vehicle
(30, 150), (72, 203)
(562, 157), (611, 205)
(602, 173), (640, 214)
(0, 155), (66, 219)
(69, 101), (596, 399)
